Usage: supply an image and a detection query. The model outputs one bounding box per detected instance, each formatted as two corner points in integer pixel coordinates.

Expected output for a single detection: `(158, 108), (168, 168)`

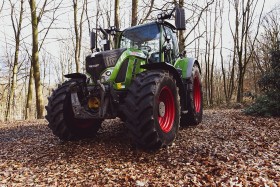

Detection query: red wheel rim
(193, 76), (201, 113)
(158, 86), (175, 133)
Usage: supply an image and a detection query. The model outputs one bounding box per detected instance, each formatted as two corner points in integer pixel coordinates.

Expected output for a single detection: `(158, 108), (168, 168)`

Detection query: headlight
(100, 69), (113, 83)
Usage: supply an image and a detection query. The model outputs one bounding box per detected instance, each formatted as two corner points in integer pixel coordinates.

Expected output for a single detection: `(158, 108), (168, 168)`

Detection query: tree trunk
(25, 66), (34, 120)
(219, 0), (226, 103)
(131, 0), (138, 26)
(73, 0), (80, 73)
(204, 7), (212, 106)
(115, 0), (120, 29)
(73, 0), (86, 73)
(209, 0), (218, 105)
(237, 67), (245, 102)
(204, 9), (209, 106)
(29, 0), (44, 119)
(178, 0), (185, 52)
(5, 59), (12, 121)
(114, 0), (120, 47)
(5, 0), (24, 121)
(229, 0), (264, 103)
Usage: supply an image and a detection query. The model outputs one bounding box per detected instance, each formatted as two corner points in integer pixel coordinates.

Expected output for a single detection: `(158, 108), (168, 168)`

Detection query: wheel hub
(159, 101), (166, 117)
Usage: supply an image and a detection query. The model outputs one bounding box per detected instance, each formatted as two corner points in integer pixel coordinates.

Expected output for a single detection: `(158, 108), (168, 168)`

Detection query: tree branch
(184, 0), (214, 41)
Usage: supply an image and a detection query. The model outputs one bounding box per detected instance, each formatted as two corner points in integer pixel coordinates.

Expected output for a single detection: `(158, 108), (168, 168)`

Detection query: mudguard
(174, 57), (201, 79)
(64, 73), (87, 82)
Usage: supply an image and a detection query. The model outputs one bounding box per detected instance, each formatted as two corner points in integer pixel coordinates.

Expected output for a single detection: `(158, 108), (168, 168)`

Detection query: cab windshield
(120, 22), (160, 61)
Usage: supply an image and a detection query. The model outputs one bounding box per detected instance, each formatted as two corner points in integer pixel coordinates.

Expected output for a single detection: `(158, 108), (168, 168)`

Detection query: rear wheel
(45, 80), (102, 140)
(123, 70), (180, 149)
(181, 64), (203, 126)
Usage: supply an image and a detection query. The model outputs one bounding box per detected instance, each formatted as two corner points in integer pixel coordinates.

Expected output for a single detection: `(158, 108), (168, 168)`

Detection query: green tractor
(45, 7), (203, 149)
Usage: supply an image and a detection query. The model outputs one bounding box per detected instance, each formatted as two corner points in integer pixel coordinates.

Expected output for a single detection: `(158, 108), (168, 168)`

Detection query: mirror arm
(99, 27), (108, 40)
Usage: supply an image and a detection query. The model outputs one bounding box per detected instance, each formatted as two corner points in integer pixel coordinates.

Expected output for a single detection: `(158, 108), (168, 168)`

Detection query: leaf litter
(0, 109), (279, 186)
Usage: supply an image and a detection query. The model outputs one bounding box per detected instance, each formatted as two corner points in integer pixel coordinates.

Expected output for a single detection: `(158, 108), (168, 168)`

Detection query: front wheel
(181, 64), (203, 126)
(45, 79), (102, 140)
(123, 70), (180, 149)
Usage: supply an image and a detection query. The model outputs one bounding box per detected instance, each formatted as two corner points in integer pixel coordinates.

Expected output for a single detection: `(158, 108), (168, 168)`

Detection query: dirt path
(0, 110), (279, 186)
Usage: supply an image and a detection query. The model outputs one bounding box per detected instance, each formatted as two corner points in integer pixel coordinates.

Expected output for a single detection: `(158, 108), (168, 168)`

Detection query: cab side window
(164, 26), (178, 63)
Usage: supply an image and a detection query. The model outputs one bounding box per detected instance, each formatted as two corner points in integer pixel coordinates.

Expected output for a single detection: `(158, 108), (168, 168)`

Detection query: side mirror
(90, 31), (96, 50)
(175, 7), (186, 30)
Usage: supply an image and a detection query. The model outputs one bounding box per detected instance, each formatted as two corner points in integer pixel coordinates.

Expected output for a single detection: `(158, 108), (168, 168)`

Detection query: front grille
(86, 48), (126, 81)
(115, 59), (129, 83)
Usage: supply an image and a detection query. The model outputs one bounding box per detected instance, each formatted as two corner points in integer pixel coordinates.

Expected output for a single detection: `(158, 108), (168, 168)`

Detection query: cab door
(162, 25), (179, 64)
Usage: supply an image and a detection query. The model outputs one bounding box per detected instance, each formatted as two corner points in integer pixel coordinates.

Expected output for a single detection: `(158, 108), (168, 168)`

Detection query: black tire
(45, 79), (102, 140)
(181, 64), (203, 126)
(123, 70), (180, 149)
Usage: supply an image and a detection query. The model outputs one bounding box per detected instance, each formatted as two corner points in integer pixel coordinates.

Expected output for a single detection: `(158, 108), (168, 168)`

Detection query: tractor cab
(119, 22), (179, 64)
(90, 6), (185, 65)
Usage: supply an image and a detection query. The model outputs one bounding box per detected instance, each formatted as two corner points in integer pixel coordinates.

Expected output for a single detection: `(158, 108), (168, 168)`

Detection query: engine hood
(86, 48), (126, 81)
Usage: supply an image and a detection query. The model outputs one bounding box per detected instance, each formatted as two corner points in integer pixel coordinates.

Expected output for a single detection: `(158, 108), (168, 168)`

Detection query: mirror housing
(90, 31), (96, 50)
(175, 7), (186, 30)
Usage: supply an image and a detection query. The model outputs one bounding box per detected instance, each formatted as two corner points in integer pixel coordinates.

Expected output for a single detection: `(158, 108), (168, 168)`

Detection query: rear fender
(174, 57), (201, 79)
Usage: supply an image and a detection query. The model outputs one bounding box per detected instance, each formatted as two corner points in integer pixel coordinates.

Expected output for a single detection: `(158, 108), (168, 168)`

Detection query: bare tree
(131, 0), (138, 26)
(25, 65), (34, 119)
(3, 38), (13, 121)
(219, 0), (235, 103)
(262, 11), (280, 51)
(178, 0), (184, 52)
(228, 0), (265, 102)
(56, 40), (74, 83)
(5, 0), (24, 121)
(73, 0), (87, 73)
(29, 0), (45, 119)
(138, 0), (155, 24)
(208, 0), (219, 105)
(257, 9), (280, 73)
(203, 0), (219, 106)
(248, 7), (280, 95)
(85, 0), (91, 34)
(28, 0), (62, 119)
(113, 0), (120, 47)
(203, 2), (215, 106)
(115, 0), (120, 29)
(181, 0), (214, 51)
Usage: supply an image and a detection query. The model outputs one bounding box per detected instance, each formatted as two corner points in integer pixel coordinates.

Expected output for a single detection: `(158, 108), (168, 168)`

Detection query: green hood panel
(108, 48), (147, 90)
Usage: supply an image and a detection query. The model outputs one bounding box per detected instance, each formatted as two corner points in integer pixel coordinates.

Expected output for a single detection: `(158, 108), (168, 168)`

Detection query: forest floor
(0, 109), (279, 186)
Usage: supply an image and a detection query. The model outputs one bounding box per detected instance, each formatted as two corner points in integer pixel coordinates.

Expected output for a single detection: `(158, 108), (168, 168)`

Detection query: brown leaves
(0, 110), (279, 186)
